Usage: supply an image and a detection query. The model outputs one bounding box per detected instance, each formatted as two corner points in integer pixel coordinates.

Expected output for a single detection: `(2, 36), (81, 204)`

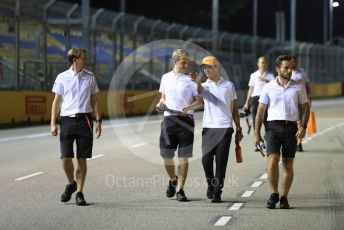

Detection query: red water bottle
(235, 141), (243, 163)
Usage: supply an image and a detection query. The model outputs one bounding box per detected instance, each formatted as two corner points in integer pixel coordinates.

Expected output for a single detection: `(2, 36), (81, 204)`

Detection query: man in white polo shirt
(194, 56), (243, 203)
(51, 47), (102, 206)
(244, 56), (274, 151)
(254, 55), (310, 209)
(156, 49), (202, 202)
(291, 55), (311, 152)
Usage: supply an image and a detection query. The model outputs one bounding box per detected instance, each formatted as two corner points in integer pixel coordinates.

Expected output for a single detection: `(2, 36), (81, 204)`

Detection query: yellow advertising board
(0, 83), (341, 125)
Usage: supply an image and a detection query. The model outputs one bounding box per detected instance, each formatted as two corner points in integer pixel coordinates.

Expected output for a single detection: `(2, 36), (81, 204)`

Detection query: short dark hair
(290, 55), (297, 60)
(275, 55), (292, 67)
(67, 47), (87, 64)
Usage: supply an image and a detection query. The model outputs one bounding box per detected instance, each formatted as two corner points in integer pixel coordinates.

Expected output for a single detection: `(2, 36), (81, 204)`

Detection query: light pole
(253, 0), (257, 37)
(324, 0), (339, 44)
(212, 0), (219, 52)
(329, 0), (333, 43)
(333, 1), (339, 7)
(330, 1), (339, 43)
(290, 0), (296, 54)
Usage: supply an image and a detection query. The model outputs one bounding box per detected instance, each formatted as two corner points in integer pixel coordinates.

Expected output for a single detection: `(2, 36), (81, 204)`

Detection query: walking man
(194, 56), (243, 203)
(156, 49), (202, 201)
(254, 55), (310, 209)
(51, 47), (102, 206)
(291, 55), (311, 152)
(243, 56), (274, 151)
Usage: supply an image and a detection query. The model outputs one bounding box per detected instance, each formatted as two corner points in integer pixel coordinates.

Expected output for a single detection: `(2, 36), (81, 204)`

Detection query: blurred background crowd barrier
(0, 0), (343, 125)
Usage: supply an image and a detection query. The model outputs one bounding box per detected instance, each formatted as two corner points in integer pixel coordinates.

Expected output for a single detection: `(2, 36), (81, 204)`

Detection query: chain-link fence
(0, 0), (344, 91)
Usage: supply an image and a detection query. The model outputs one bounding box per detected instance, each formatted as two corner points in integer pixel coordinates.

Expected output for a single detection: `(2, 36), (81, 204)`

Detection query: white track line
(259, 173), (268, 180)
(241, 190), (255, 198)
(87, 154), (105, 161)
(300, 122), (344, 144)
(27, 133), (51, 138)
(14, 172), (44, 181)
(0, 120), (162, 143)
(0, 133), (51, 142)
(251, 181), (263, 188)
(132, 143), (146, 148)
(229, 203), (244, 211)
(214, 122), (344, 226)
(214, 216), (232, 226)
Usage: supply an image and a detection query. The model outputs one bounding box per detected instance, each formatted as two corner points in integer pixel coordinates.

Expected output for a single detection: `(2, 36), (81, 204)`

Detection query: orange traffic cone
(306, 111), (317, 135)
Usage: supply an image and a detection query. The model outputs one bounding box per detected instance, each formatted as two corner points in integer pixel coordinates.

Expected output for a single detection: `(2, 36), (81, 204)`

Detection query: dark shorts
(160, 115), (194, 159)
(265, 120), (298, 158)
(59, 113), (93, 159)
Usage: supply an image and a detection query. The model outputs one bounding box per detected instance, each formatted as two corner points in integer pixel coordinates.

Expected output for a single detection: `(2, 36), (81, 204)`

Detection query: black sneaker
(207, 185), (213, 199)
(279, 196), (290, 209)
(297, 143), (303, 152)
(211, 194), (222, 203)
(60, 181), (77, 202)
(176, 189), (188, 202)
(254, 146), (260, 152)
(212, 189), (222, 203)
(166, 176), (178, 198)
(266, 193), (279, 209)
(75, 192), (87, 206)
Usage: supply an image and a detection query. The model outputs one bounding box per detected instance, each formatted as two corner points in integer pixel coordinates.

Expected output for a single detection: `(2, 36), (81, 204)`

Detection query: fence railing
(0, 0), (344, 91)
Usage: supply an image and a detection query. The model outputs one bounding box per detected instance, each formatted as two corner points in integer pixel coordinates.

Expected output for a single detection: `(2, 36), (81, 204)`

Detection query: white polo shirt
(248, 70), (275, 97)
(52, 67), (100, 117)
(201, 78), (237, 128)
(159, 70), (198, 116)
(259, 79), (308, 121)
(291, 68), (309, 86)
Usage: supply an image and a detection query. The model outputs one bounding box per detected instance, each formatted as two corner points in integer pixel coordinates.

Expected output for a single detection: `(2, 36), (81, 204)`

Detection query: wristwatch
(96, 119), (102, 124)
(301, 124), (307, 129)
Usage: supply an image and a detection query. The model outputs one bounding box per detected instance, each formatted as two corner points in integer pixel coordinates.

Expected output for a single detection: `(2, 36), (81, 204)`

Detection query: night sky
(61, 0), (344, 44)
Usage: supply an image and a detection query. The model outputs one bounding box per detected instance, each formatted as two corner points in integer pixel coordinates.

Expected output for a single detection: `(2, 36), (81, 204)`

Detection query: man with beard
(254, 55), (310, 209)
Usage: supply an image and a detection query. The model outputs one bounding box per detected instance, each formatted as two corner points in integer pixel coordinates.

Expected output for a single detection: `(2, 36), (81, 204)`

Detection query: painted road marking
(214, 216), (232, 226)
(251, 181), (263, 188)
(210, 120), (344, 227)
(27, 133), (51, 138)
(4, 120), (342, 143)
(132, 143), (146, 148)
(229, 203), (244, 211)
(14, 172), (44, 181)
(87, 154), (105, 161)
(241, 190), (255, 198)
(0, 120), (160, 143)
(259, 173), (268, 180)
